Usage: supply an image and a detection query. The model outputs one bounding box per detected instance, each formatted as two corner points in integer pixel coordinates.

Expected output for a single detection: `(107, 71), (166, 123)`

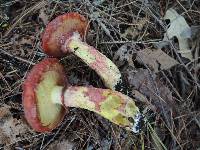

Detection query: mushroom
(22, 58), (141, 133)
(42, 12), (123, 91)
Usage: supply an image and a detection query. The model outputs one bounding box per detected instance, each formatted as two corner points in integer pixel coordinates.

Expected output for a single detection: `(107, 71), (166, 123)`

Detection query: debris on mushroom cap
(42, 12), (88, 57)
(22, 58), (67, 132)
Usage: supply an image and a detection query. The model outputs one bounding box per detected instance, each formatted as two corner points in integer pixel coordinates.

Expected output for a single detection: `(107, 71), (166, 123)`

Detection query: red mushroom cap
(42, 12), (88, 57)
(22, 58), (67, 132)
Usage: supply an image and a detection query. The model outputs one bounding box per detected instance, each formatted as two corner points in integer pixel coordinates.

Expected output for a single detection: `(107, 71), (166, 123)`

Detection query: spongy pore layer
(22, 58), (67, 132)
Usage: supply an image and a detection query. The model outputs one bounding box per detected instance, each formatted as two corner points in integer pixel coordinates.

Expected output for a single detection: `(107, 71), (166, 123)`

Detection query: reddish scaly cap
(22, 58), (67, 132)
(42, 12), (89, 57)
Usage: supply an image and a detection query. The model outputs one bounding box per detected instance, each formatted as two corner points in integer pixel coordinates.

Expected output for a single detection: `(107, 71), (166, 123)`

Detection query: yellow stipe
(67, 33), (122, 90)
(64, 87), (96, 111)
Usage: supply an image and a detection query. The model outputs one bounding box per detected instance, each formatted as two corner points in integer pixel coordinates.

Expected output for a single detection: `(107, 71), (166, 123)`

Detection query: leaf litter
(0, 104), (35, 146)
(0, 0), (200, 149)
(127, 68), (175, 127)
(158, 8), (193, 61)
(136, 48), (179, 72)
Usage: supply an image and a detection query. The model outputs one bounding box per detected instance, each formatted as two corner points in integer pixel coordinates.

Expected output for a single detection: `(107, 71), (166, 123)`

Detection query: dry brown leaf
(113, 44), (140, 67)
(136, 48), (179, 72)
(0, 104), (34, 145)
(128, 69), (174, 109)
(127, 68), (176, 128)
(113, 44), (134, 66)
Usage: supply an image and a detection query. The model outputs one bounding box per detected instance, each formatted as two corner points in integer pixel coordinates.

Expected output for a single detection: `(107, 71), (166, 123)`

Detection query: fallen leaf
(163, 8), (192, 60)
(127, 68), (176, 128)
(113, 44), (139, 67)
(128, 69), (174, 109)
(113, 44), (134, 66)
(136, 48), (179, 72)
(0, 104), (34, 145)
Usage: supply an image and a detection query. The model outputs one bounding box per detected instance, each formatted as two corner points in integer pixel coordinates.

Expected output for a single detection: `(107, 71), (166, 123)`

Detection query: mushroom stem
(51, 85), (141, 132)
(62, 32), (122, 90)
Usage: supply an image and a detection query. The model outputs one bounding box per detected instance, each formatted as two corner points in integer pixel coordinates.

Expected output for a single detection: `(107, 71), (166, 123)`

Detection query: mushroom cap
(42, 12), (88, 57)
(22, 58), (67, 132)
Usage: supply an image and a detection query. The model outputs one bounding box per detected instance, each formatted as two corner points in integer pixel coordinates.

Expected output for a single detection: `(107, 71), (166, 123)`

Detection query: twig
(0, 49), (35, 65)
(4, 0), (47, 37)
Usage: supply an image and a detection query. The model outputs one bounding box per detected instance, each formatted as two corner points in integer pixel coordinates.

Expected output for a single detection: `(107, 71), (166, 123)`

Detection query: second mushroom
(42, 12), (125, 91)
(23, 58), (141, 133)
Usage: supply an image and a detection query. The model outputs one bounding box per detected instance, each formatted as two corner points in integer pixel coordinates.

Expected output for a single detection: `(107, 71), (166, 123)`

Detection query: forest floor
(0, 0), (200, 149)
